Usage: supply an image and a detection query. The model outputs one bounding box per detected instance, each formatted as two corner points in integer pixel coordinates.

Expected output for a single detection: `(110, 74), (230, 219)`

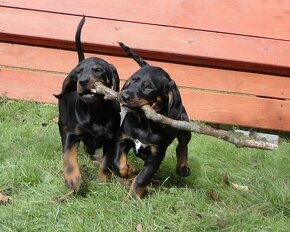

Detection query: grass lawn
(0, 98), (289, 231)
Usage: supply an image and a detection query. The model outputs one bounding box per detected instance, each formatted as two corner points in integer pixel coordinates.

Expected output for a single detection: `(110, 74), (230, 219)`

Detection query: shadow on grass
(76, 162), (101, 197)
(121, 157), (203, 194)
(69, 147), (202, 199)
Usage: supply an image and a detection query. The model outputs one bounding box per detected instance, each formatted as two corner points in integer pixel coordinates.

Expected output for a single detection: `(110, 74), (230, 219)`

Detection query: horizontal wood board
(0, 7), (289, 76)
(2, 0), (290, 40)
(0, 1), (289, 131)
(1, 43), (289, 99)
(1, 63), (289, 131)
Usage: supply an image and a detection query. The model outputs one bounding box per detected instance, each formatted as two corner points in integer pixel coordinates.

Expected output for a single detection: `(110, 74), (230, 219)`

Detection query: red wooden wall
(0, 1), (289, 131)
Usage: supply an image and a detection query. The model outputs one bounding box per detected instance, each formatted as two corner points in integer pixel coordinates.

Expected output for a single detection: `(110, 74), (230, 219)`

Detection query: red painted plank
(181, 89), (290, 131)
(2, 0), (290, 40)
(0, 68), (63, 104)
(0, 7), (289, 76)
(1, 68), (290, 131)
(1, 43), (290, 99)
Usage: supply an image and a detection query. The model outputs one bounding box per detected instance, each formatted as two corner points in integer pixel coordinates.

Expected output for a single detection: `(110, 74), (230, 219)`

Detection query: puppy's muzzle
(121, 92), (131, 103)
(119, 91), (138, 111)
(77, 77), (97, 97)
(79, 78), (89, 87)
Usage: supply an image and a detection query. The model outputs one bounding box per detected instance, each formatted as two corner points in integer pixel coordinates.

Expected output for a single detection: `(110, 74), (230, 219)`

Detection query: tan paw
(64, 165), (82, 192)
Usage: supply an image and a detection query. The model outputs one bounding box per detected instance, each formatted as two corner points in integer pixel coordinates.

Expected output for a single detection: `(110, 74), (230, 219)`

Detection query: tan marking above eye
(142, 81), (153, 89)
(92, 65), (102, 71)
(76, 68), (83, 74)
(131, 76), (140, 82)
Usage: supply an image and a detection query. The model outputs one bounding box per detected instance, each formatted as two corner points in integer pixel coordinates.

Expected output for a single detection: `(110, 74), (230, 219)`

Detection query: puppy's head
(54, 16), (119, 101)
(54, 57), (119, 102)
(119, 42), (183, 118)
(120, 66), (182, 118)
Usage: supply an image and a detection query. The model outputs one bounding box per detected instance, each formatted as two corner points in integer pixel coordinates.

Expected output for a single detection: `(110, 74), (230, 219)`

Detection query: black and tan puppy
(113, 42), (191, 199)
(54, 17), (120, 192)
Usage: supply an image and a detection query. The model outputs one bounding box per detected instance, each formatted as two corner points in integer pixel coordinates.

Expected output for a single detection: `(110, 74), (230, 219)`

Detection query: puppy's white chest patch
(120, 106), (127, 126)
(133, 139), (150, 153)
(119, 106), (150, 153)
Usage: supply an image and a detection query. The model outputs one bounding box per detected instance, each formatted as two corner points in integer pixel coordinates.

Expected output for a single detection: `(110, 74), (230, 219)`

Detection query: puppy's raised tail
(75, 16), (86, 62)
(118, 42), (148, 67)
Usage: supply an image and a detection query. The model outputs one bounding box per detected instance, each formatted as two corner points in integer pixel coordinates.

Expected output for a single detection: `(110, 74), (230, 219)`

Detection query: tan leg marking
(63, 144), (81, 191)
(98, 157), (112, 181)
(119, 152), (135, 178)
(176, 145), (191, 177)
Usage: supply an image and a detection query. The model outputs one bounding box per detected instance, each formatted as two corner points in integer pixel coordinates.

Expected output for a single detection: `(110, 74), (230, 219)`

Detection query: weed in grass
(0, 100), (290, 231)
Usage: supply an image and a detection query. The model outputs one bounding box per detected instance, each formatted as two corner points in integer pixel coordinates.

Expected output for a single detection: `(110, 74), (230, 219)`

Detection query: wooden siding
(0, 1), (289, 131)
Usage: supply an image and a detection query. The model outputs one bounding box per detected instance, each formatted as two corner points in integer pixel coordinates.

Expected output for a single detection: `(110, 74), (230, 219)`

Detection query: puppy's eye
(131, 76), (140, 82)
(76, 68), (83, 74)
(92, 67), (102, 72)
(144, 83), (152, 90)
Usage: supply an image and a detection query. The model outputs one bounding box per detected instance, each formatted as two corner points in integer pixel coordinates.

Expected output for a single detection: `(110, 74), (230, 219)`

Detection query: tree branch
(93, 82), (278, 150)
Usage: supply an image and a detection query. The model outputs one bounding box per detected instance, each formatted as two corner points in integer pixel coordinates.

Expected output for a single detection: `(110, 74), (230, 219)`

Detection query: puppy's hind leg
(98, 142), (115, 181)
(176, 130), (191, 177)
(112, 139), (135, 179)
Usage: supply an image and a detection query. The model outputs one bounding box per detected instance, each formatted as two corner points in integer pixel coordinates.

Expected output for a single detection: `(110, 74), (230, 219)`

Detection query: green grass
(0, 98), (289, 231)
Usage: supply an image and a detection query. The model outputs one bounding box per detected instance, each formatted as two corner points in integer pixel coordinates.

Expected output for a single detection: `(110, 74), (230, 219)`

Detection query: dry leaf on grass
(208, 190), (218, 202)
(0, 193), (12, 204)
(223, 174), (250, 192)
(136, 223), (143, 232)
(230, 183), (249, 191)
(52, 116), (59, 123)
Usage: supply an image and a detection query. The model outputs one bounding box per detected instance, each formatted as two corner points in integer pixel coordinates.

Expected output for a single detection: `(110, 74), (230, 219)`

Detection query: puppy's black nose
(79, 79), (89, 87)
(122, 92), (131, 102)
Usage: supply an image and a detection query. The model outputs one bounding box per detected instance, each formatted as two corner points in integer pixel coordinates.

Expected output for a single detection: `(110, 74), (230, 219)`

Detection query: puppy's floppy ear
(121, 77), (132, 90)
(118, 42), (148, 67)
(109, 64), (120, 92)
(166, 80), (183, 118)
(53, 70), (78, 99)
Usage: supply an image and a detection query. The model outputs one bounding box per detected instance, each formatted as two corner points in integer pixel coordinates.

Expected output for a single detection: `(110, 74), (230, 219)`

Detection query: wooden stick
(93, 82), (278, 150)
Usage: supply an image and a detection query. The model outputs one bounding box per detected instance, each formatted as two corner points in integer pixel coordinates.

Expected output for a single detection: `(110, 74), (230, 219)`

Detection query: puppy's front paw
(124, 178), (147, 201)
(64, 166), (82, 192)
(176, 166), (191, 177)
(124, 188), (143, 202)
